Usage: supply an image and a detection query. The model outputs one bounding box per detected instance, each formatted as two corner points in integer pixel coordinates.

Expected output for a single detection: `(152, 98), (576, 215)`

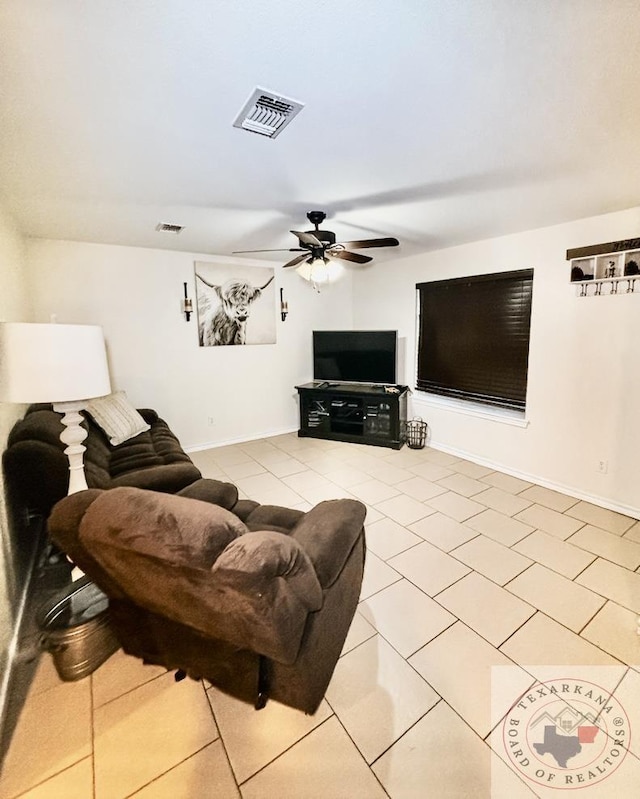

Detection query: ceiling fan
(232, 211), (399, 287)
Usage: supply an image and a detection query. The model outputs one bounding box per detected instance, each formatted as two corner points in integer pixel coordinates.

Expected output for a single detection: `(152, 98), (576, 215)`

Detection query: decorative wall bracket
(182, 282), (193, 321)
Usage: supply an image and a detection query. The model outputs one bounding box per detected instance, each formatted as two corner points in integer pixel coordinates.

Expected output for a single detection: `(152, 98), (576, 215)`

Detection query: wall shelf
(567, 237), (640, 297)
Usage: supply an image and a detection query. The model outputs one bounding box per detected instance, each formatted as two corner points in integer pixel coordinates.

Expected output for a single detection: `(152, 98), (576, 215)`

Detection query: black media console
(296, 382), (409, 449)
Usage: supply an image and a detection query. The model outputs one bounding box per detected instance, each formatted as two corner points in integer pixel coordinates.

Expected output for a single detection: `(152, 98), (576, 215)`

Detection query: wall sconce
(280, 288), (289, 321)
(182, 282), (193, 321)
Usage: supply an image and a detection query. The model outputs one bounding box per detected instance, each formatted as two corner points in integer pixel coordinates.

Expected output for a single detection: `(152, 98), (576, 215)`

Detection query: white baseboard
(429, 438), (640, 522)
(185, 426), (299, 453)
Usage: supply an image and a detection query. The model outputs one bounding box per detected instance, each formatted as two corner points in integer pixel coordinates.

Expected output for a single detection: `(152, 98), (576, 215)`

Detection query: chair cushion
(290, 499), (367, 588)
(212, 531), (322, 609)
(80, 486), (247, 569)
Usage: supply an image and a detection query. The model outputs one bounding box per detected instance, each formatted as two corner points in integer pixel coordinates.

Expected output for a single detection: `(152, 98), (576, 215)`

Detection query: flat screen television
(313, 330), (397, 385)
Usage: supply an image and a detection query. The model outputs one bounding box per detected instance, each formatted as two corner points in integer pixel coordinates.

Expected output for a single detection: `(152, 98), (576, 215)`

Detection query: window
(416, 269), (534, 411)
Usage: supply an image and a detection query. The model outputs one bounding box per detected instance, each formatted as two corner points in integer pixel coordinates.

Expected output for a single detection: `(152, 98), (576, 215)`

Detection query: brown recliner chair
(47, 485), (366, 715)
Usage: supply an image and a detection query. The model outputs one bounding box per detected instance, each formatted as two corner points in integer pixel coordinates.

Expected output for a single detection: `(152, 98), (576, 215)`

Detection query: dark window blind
(416, 270), (533, 410)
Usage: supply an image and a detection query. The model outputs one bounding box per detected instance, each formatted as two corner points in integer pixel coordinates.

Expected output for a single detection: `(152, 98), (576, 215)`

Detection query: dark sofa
(2, 403), (204, 523)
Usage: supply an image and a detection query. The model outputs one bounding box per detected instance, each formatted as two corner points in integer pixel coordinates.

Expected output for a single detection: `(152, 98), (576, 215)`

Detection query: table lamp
(0, 322), (112, 494)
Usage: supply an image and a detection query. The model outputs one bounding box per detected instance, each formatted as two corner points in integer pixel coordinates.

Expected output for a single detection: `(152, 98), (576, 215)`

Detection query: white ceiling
(2, 0), (640, 265)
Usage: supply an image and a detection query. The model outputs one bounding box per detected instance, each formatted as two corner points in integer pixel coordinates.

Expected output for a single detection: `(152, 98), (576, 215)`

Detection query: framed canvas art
(194, 261), (276, 346)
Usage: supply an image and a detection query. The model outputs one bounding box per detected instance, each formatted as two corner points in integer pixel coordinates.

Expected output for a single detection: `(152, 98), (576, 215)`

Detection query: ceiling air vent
(156, 223), (184, 234)
(233, 87), (304, 139)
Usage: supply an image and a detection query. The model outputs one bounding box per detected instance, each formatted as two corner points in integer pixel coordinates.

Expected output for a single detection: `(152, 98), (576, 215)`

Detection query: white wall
(353, 206), (640, 517)
(0, 206), (32, 690)
(25, 239), (354, 449)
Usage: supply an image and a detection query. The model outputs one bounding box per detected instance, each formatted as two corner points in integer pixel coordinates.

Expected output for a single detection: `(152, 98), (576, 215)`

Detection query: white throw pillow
(85, 391), (150, 446)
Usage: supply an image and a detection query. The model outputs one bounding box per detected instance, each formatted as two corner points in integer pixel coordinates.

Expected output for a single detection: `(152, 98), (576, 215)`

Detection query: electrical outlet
(207, 417), (215, 427)
(596, 459), (609, 474)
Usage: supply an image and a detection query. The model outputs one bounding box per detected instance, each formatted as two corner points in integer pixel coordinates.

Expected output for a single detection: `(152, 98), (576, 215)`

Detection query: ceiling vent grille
(156, 223), (184, 234)
(233, 87), (304, 139)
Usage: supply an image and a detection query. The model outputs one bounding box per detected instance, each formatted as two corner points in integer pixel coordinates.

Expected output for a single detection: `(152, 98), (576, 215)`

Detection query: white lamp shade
(0, 322), (112, 404)
(296, 258), (344, 285)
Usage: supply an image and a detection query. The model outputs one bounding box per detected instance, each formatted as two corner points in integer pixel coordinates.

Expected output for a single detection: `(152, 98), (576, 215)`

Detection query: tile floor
(2, 433), (640, 798)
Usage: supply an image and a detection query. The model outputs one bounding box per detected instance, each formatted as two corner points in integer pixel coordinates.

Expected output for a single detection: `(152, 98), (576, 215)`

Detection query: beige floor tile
(576, 558), (640, 613)
(380, 449), (426, 468)
(222, 461), (267, 480)
(27, 653), (64, 698)
(323, 465), (371, 488)
(325, 635), (440, 764)
(359, 551), (402, 600)
(409, 511), (478, 551)
(451, 535), (532, 585)
(365, 516), (423, 560)
(373, 700), (538, 799)
(301, 453), (348, 475)
(388, 539), (471, 596)
(566, 500), (636, 536)
(241, 716), (388, 799)
(499, 612), (625, 687)
(130, 740), (239, 798)
(341, 610), (377, 656)
(0, 678), (92, 799)
(517, 484), (579, 513)
(207, 446), (253, 467)
(409, 623), (534, 737)
(282, 469), (336, 493)
(426, 491), (485, 522)
(394, 475), (448, 501)
(373, 493), (433, 525)
(514, 503), (584, 540)
(422, 448), (462, 466)
(465, 508), (534, 547)
(92, 648), (166, 708)
(94, 673), (218, 799)
(474, 486), (532, 517)
(624, 521), (640, 543)
(19, 757), (93, 799)
(266, 457), (308, 478)
(409, 462), (456, 482)
(437, 472), (487, 497)
(568, 524), (640, 570)
(581, 601), (640, 667)
(359, 579), (456, 657)
(365, 462), (416, 485)
(348, 478), (401, 505)
(505, 563), (606, 632)
(234, 473), (304, 506)
(451, 459), (495, 479)
(436, 572), (535, 647)
(480, 472), (533, 494)
(207, 688), (331, 784)
(513, 530), (596, 579)
(295, 482), (355, 504)
(362, 503), (384, 523)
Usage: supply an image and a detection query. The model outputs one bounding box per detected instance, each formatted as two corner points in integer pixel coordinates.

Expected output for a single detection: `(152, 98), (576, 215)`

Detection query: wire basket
(406, 417), (428, 450)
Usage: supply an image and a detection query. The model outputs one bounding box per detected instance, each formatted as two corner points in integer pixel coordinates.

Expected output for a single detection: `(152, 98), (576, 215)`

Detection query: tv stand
(296, 382), (409, 449)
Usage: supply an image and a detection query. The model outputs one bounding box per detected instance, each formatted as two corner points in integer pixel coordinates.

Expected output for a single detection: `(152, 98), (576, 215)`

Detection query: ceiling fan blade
(282, 253), (311, 269)
(291, 230), (323, 248)
(329, 250), (373, 264)
(232, 248), (305, 254)
(335, 237), (400, 249)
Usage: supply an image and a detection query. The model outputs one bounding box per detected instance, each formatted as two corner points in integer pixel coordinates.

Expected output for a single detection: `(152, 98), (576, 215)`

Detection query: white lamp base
(53, 400), (90, 494)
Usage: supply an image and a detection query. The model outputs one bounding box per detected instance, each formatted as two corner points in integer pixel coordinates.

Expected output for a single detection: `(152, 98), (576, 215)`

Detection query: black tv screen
(313, 330), (397, 385)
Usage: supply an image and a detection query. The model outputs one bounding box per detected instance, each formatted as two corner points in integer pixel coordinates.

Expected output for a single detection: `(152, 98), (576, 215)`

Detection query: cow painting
(194, 265), (275, 346)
